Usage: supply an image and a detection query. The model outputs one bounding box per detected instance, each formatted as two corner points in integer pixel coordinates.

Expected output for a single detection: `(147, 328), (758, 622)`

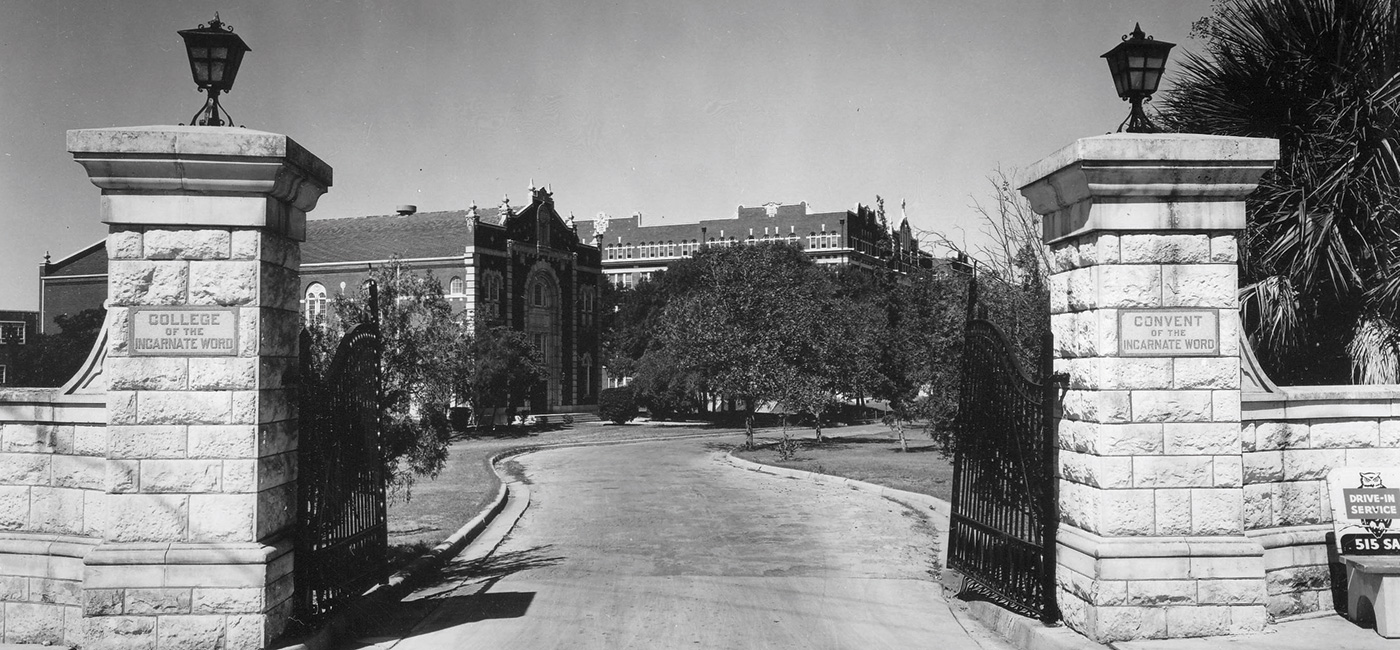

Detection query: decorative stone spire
(499, 194), (514, 219)
(593, 211), (609, 245)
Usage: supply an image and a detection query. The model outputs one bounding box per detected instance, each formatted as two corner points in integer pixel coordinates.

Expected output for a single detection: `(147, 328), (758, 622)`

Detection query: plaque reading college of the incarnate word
(130, 307), (238, 356)
(1117, 309), (1220, 357)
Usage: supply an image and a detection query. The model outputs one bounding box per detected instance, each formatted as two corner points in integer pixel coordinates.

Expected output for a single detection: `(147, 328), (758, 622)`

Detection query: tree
(464, 325), (548, 427)
(8, 309), (108, 387)
(654, 242), (832, 448)
(325, 259), (463, 496)
(780, 272), (884, 442)
(1162, 0), (1400, 384)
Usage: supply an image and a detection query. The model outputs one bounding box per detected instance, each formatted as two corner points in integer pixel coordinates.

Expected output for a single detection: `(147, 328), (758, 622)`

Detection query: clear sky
(0, 0), (1213, 311)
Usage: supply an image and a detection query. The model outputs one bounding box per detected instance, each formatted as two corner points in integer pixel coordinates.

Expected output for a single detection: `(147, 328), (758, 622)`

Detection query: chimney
(395, 204), (417, 216)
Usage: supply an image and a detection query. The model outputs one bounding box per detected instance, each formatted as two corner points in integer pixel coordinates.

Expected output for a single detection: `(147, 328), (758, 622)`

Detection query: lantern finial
(1101, 23), (1174, 133)
(178, 15), (251, 126)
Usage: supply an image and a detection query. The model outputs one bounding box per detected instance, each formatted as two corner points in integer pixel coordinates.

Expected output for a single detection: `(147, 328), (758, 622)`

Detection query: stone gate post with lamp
(69, 126), (330, 649)
(1019, 133), (1278, 641)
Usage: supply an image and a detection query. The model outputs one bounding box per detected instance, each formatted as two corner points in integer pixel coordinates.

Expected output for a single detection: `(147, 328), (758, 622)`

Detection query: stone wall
(0, 320), (107, 645)
(1240, 354), (1400, 619)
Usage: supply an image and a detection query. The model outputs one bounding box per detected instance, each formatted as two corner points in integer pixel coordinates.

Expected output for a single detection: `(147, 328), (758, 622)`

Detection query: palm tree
(1161, 0), (1400, 384)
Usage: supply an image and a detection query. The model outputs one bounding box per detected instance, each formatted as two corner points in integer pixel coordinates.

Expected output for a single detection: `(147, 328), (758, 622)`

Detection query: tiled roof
(303, 208), (508, 264)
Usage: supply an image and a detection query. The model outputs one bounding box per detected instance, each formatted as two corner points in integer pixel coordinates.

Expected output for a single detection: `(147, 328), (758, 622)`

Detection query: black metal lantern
(1101, 23), (1174, 133)
(178, 14), (250, 127)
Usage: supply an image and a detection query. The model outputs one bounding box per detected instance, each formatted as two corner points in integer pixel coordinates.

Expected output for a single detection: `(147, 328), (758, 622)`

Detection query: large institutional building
(36, 190), (934, 407)
(579, 201), (934, 287)
(38, 185), (603, 414)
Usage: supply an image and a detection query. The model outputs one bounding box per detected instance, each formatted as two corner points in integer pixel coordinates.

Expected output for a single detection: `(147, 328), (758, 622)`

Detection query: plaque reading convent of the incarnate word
(130, 307), (238, 356)
(1117, 309), (1219, 357)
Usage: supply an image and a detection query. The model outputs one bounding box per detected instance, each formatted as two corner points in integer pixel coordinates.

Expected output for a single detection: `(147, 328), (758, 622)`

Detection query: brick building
(39, 242), (107, 334)
(0, 309), (39, 386)
(37, 185), (603, 414)
(300, 186), (602, 413)
(578, 200), (933, 287)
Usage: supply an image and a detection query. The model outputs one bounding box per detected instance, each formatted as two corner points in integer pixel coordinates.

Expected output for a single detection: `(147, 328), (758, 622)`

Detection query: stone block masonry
(1240, 377), (1400, 618)
(1021, 133), (1278, 643)
(62, 125), (331, 650)
(0, 388), (105, 646)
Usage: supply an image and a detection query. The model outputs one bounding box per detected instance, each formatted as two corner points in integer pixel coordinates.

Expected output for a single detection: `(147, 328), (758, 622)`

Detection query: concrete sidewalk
(960, 599), (1398, 650)
(1111, 613), (1397, 650)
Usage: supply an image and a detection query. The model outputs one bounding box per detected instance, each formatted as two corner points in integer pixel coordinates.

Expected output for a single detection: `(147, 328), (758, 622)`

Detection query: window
(533, 282), (546, 307)
(479, 272), (503, 318)
(581, 354), (594, 396)
(531, 333), (547, 359)
(0, 321), (25, 345)
(449, 276), (464, 296)
(0, 365), (6, 383)
(304, 283), (328, 326)
(640, 271), (654, 283)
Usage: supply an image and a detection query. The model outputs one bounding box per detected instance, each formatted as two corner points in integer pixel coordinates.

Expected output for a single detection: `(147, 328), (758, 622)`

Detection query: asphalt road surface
(351, 434), (999, 650)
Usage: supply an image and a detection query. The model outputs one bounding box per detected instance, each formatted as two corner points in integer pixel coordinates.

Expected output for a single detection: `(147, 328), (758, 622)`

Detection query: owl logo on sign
(1360, 472), (1392, 538)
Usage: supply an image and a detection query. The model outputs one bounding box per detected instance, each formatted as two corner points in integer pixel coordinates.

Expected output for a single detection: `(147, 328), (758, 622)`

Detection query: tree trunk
(894, 417), (908, 452)
(745, 410), (755, 450)
(814, 415), (824, 443)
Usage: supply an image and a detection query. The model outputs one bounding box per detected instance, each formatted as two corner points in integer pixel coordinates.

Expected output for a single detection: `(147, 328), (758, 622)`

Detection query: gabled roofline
(42, 239), (105, 275)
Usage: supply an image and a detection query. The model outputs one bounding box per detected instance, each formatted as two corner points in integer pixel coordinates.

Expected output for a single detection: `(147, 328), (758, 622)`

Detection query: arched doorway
(523, 264), (561, 411)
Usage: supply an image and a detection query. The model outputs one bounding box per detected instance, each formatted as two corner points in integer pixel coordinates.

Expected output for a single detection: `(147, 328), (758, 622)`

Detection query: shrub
(599, 386), (639, 424)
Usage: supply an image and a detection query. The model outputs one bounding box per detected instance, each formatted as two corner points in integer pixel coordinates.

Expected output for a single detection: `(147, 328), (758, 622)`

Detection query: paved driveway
(352, 435), (996, 650)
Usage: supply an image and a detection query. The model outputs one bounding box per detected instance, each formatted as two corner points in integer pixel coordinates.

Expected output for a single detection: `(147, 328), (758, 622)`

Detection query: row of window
(304, 275), (599, 324)
(608, 271), (656, 289)
(602, 232), (843, 261)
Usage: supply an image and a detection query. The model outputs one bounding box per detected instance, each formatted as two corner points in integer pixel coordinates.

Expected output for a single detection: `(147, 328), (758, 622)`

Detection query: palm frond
(1350, 315), (1400, 383)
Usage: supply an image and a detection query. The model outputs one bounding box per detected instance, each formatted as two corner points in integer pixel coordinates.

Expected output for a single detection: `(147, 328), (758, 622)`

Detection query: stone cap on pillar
(1019, 133), (1278, 244)
(67, 125), (332, 240)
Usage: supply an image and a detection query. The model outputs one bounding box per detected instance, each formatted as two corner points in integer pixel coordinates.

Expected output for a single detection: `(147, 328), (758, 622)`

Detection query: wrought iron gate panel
(295, 321), (387, 621)
(949, 312), (1061, 623)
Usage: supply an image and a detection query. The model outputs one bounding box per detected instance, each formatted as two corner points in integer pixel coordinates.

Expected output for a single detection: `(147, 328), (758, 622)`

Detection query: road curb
(722, 452), (952, 522)
(960, 601), (1107, 650)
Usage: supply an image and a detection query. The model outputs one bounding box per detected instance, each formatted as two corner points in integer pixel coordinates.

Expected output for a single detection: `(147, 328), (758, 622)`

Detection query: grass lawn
(385, 420), (746, 568)
(733, 424), (956, 502)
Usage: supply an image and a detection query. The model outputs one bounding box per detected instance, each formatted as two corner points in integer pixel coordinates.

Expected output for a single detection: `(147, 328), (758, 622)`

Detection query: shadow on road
(434, 545), (565, 585)
(345, 546), (564, 647)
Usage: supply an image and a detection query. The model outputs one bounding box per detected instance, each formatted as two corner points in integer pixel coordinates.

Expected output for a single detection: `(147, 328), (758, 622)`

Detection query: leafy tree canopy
(1163, 0), (1400, 383)
(322, 259), (464, 497)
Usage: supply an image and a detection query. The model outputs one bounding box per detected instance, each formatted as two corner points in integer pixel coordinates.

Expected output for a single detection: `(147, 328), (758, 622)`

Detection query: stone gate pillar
(68, 126), (330, 650)
(1020, 134), (1276, 642)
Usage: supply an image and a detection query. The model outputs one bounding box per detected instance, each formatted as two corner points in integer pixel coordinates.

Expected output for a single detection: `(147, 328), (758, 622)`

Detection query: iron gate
(295, 313), (387, 621)
(948, 277), (1063, 623)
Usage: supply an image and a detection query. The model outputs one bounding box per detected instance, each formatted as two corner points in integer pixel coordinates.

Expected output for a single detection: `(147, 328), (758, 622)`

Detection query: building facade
(39, 242), (107, 334)
(0, 310), (39, 386)
(578, 201), (933, 287)
(300, 186), (602, 413)
(37, 185), (603, 414)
